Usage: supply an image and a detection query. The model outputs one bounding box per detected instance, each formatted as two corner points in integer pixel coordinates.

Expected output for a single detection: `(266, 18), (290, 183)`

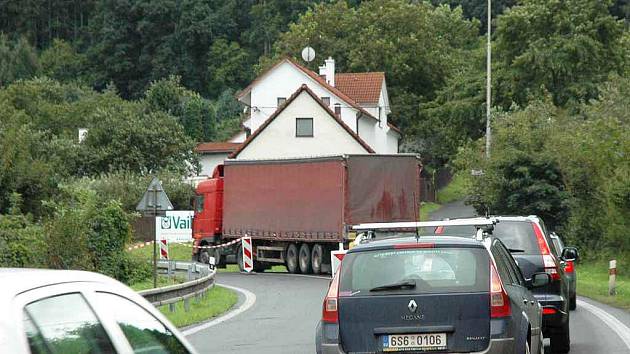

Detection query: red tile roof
(237, 57), (379, 121)
(196, 142), (242, 153)
(335, 72), (384, 105)
(230, 84), (374, 158)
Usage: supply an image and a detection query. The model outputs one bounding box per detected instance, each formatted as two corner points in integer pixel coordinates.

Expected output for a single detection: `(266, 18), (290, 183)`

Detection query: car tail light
(490, 262), (511, 318)
(542, 307), (557, 315)
(564, 260), (574, 273)
(532, 223), (560, 281)
(322, 267), (341, 323)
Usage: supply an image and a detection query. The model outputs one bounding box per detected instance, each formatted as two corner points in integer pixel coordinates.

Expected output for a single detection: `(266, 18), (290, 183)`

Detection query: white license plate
(382, 333), (447, 352)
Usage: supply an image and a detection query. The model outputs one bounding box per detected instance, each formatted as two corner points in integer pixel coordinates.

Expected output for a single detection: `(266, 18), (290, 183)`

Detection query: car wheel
(569, 294), (576, 310)
(311, 244), (324, 274)
(299, 243), (312, 274)
(549, 320), (570, 353)
(286, 244), (300, 273)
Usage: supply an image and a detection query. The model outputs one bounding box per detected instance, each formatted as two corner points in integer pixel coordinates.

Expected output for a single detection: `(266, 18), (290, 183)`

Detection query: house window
(334, 104), (341, 116)
(296, 118), (313, 137)
(277, 97), (286, 106)
(321, 97), (330, 106)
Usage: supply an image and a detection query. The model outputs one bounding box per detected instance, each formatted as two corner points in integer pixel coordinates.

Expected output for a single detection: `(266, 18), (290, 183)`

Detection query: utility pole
(485, 0), (492, 158)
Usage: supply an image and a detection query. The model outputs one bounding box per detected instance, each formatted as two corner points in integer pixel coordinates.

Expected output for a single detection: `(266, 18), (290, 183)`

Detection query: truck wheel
(311, 244), (324, 275)
(198, 249), (210, 264)
(236, 245), (245, 272)
(299, 243), (312, 274)
(286, 244), (300, 273)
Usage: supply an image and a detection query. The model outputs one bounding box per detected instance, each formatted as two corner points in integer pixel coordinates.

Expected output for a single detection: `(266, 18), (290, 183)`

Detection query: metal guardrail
(138, 261), (215, 308)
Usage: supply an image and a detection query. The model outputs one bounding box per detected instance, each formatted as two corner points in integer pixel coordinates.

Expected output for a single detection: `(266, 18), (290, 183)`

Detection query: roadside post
(241, 237), (253, 273)
(609, 260), (617, 296)
(136, 177), (174, 288)
(331, 250), (346, 277)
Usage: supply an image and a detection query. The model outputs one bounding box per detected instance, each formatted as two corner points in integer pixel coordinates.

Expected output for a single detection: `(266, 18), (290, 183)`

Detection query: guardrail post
(169, 303), (176, 312)
(187, 264), (193, 281)
(609, 260), (617, 296)
(184, 298), (191, 312)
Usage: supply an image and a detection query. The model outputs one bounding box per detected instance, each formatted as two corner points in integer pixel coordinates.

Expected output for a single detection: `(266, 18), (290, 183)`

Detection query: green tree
(144, 76), (214, 141)
(273, 0), (479, 131)
(0, 35), (40, 87)
(494, 0), (627, 107)
(40, 39), (89, 84)
(80, 100), (197, 175)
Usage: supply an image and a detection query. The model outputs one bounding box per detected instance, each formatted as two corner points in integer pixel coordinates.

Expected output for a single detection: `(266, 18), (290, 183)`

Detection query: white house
(231, 57), (401, 153)
(195, 142), (241, 177)
(196, 57), (401, 175)
(229, 84), (374, 159)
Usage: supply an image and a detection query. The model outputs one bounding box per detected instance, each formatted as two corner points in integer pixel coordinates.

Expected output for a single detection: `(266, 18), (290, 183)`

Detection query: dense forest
(1, 0), (629, 279)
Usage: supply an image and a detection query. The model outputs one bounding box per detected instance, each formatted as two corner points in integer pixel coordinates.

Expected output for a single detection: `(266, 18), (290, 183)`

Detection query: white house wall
(249, 61), (360, 135)
(236, 91), (369, 160)
(199, 153), (229, 176)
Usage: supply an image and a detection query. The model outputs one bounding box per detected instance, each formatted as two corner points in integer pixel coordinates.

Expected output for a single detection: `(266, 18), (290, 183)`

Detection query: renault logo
(408, 300), (418, 313)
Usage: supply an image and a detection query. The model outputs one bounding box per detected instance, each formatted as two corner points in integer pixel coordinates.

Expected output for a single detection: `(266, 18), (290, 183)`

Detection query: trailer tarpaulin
(346, 155), (420, 224)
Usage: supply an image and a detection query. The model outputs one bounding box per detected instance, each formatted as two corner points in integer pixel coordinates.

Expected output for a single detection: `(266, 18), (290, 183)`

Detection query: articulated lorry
(191, 154), (421, 274)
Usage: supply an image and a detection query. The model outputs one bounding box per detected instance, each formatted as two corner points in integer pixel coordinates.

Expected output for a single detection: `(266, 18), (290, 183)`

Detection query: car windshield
(339, 247), (489, 296)
(435, 221), (540, 254)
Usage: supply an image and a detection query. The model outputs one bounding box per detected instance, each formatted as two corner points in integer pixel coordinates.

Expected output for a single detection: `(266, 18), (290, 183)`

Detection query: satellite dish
(301, 46), (315, 62)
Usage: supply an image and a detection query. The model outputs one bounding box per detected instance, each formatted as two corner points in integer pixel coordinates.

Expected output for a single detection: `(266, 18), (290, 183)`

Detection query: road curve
(186, 272), (329, 354)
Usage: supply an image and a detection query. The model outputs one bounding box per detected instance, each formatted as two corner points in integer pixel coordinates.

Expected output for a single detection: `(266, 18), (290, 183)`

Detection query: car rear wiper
(509, 248), (525, 253)
(370, 280), (416, 292)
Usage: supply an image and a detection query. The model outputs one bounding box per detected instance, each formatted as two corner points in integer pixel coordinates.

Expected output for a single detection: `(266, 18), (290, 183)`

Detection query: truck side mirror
(561, 247), (579, 261)
(527, 273), (551, 289)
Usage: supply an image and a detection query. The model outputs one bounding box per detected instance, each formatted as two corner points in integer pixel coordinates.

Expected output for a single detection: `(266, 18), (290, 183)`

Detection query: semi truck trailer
(191, 154), (421, 274)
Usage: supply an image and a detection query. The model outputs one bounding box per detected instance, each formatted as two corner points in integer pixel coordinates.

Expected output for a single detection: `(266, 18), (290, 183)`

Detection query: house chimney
(318, 57), (335, 86)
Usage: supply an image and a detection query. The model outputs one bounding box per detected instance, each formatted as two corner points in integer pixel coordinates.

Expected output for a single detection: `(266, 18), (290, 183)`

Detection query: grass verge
(419, 202), (441, 221)
(437, 173), (468, 204)
(128, 241), (194, 261)
(159, 285), (238, 328)
(130, 275), (187, 291)
(577, 259), (630, 310)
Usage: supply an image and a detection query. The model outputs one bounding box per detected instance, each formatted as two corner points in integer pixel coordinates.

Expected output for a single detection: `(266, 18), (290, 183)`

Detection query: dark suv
(435, 216), (578, 353)
(315, 233), (549, 354)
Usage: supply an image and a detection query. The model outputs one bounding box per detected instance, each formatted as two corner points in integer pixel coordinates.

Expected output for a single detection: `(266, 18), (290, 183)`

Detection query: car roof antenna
(413, 192), (420, 242)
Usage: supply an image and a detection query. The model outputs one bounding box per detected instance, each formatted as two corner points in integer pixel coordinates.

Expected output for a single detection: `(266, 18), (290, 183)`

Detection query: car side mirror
(561, 247), (579, 261)
(528, 273), (551, 289)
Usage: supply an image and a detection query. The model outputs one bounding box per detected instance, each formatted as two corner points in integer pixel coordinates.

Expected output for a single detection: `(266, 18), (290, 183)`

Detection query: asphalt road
(186, 202), (630, 353)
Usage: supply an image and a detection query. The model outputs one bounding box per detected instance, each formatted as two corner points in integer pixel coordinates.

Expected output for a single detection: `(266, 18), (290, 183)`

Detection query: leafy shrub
(0, 213), (47, 268)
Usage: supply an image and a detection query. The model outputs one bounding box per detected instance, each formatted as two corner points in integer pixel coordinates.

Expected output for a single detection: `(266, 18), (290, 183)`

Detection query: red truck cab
(192, 165), (224, 260)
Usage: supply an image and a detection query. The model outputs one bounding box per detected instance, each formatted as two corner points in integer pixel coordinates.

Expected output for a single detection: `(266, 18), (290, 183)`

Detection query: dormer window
(321, 97), (330, 106)
(277, 97), (286, 106)
(296, 118), (313, 137)
(334, 104), (341, 116)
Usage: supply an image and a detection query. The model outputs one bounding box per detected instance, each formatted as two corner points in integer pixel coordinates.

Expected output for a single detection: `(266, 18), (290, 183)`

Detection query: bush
(0, 213), (47, 268)
(44, 184), (145, 283)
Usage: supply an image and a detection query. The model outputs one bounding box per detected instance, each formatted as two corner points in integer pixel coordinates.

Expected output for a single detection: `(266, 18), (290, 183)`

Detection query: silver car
(0, 268), (197, 354)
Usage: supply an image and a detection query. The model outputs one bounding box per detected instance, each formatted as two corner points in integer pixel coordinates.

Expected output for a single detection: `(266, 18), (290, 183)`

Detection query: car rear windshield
(339, 247), (489, 296)
(435, 221), (540, 254)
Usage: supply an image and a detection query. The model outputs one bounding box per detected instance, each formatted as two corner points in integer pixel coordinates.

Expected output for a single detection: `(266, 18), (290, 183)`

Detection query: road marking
(182, 284), (256, 336)
(577, 299), (630, 350)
